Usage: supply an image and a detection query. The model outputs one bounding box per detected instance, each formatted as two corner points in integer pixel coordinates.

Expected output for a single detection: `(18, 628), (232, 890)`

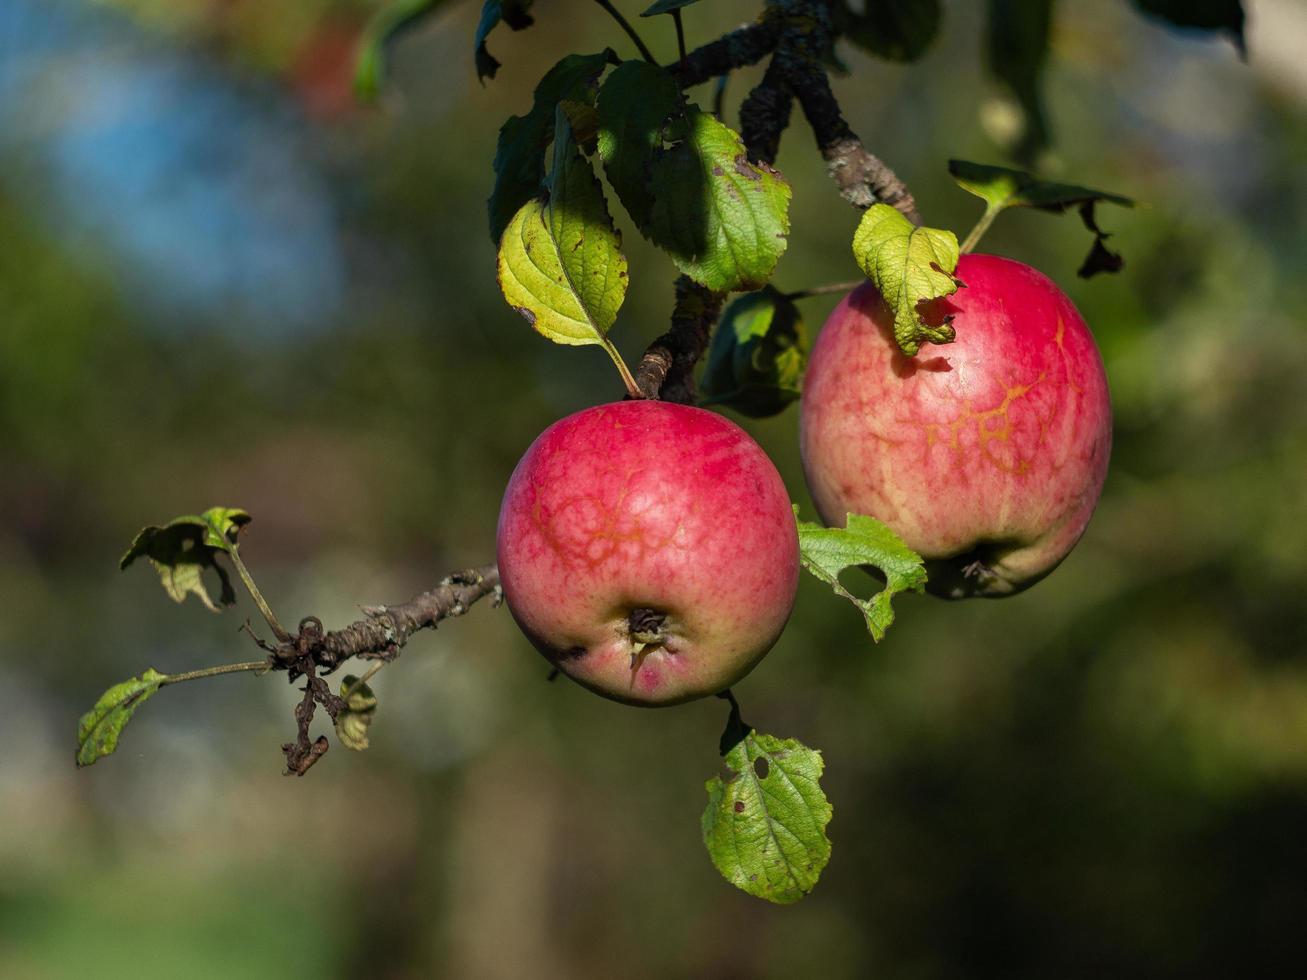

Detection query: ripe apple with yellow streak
(800, 254), (1112, 598)
(497, 400), (800, 705)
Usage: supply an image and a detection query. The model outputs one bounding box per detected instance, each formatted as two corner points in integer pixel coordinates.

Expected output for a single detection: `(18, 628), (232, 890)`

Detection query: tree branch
(670, 19), (779, 88)
(739, 58), (792, 164)
(634, 276), (726, 403)
(767, 0), (921, 223)
(316, 565), (502, 669)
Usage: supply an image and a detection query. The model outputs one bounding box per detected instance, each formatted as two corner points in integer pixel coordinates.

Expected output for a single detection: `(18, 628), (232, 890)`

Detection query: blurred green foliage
(2, 0), (1306, 977)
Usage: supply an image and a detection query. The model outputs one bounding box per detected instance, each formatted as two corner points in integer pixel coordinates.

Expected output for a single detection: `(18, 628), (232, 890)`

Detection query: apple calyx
(627, 606), (669, 667)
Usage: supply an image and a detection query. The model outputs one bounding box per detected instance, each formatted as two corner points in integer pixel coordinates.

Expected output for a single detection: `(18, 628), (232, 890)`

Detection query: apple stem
(960, 204), (1001, 254)
(602, 337), (645, 399)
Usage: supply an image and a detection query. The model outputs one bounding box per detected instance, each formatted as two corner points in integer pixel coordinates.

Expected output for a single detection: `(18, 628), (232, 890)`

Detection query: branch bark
(669, 19), (779, 88)
(317, 565), (502, 669)
(633, 276), (726, 403)
(765, 0), (922, 223)
(739, 58), (792, 164)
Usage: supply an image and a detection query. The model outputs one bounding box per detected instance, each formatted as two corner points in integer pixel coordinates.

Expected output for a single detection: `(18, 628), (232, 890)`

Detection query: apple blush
(800, 253), (1112, 598)
(497, 400), (800, 705)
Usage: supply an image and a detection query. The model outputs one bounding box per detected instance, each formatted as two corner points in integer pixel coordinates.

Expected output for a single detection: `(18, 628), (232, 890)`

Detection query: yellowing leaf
(851, 203), (962, 356)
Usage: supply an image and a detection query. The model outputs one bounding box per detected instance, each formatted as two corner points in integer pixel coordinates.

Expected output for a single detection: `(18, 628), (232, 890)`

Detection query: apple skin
(800, 253), (1112, 598)
(497, 400), (800, 705)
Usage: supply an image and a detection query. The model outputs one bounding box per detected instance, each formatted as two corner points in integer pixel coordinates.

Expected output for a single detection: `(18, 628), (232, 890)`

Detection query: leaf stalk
(592, 0), (658, 64)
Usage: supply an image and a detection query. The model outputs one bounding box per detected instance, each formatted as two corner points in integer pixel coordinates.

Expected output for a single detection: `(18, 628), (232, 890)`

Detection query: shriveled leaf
(700, 287), (808, 418)
(703, 730), (832, 905)
(796, 507), (926, 641)
(985, 0), (1053, 163)
(336, 676), (378, 751)
(840, 0), (941, 62)
(497, 107), (629, 347)
(120, 507), (252, 611)
(76, 668), (167, 766)
(474, 0), (536, 82)
(641, 0), (701, 14)
(1131, 0), (1245, 54)
(949, 160), (1134, 275)
(851, 203), (961, 356)
(648, 109), (791, 292)
(354, 0), (455, 101)
(597, 61), (682, 231)
(488, 50), (612, 243)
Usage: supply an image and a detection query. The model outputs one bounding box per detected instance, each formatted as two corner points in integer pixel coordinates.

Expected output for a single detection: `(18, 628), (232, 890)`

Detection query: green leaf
(984, 0), (1053, 164)
(488, 51), (613, 244)
(1131, 0), (1245, 54)
(497, 107), (629, 349)
(76, 668), (167, 767)
(851, 203), (961, 356)
(648, 109), (792, 292)
(597, 61), (683, 231)
(703, 730), (832, 905)
(840, 0), (941, 62)
(119, 507), (252, 611)
(474, 0), (536, 82)
(948, 160), (1135, 276)
(795, 507), (926, 641)
(641, 0), (701, 14)
(354, 0), (454, 101)
(700, 287), (808, 418)
(336, 676), (379, 751)
(948, 159), (1134, 213)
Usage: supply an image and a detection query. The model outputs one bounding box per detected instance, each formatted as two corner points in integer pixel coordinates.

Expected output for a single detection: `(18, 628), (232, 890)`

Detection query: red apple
(800, 253), (1112, 598)
(497, 400), (800, 705)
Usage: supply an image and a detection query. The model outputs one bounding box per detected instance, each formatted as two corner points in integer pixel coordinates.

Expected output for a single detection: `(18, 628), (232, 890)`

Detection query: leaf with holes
(488, 50), (613, 243)
(851, 203), (962, 356)
(597, 61), (682, 231)
(497, 108), (629, 357)
(76, 668), (167, 766)
(648, 109), (791, 292)
(703, 730), (832, 904)
(120, 507), (252, 611)
(700, 287), (808, 418)
(474, 0), (536, 82)
(795, 507), (926, 641)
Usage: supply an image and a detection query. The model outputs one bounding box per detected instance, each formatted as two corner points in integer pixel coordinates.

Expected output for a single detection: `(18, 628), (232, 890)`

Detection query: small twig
(672, 9), (688, 68)
(593, 0), (658, 64)
(784, 279), (865, 300)
(712, 73), (728, 119)
(226, 546), (292, 642)
(161, 660), (270, 686)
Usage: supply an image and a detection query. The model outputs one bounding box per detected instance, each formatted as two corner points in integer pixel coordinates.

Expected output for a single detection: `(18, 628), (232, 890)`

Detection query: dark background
(2, 0), (1306, 976)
